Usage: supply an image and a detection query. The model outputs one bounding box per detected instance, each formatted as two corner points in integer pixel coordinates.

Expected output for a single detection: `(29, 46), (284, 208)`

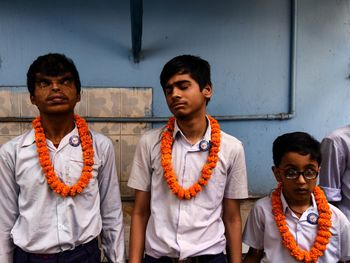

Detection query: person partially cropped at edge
(319, 125), (350, 220)
(0, 53), (125, 263)
(128, 55), (248, 263)
(243, 132), (350, 263)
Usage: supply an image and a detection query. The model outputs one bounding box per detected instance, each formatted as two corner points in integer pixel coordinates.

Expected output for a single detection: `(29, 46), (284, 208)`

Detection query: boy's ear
(202, 84), (212, 99)
(30, 95), (36, 106)
(272, 166), (282, 182)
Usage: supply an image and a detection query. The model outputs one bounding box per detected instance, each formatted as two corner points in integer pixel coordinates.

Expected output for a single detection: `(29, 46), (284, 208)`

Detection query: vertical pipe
(289, 0), (297, 117)
(130, 0), (143, 63)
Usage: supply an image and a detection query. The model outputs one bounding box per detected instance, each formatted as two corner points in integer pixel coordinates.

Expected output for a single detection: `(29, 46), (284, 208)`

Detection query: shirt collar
(280, 191), (318, 215)
(22, 129), (36, 147)
(21, 127), (79, 148)
(173, 115), (212, 142)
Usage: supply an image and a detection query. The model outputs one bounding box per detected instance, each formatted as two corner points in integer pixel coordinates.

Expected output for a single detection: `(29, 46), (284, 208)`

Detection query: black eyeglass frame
(277, 167), (319, 180)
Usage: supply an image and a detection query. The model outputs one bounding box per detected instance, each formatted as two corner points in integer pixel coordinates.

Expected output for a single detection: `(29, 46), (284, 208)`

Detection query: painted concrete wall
(1, 0), (350, 196)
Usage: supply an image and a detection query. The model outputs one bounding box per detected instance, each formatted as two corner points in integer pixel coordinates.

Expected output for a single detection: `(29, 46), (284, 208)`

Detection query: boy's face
(30, 72), (80, 116)
(272, 152), (319, 205)
(163, 73), (212, 119)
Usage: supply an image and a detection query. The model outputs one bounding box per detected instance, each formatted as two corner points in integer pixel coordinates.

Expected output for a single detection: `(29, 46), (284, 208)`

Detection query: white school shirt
(0, 127), (125, 263)
(243, 192), (350, 263)
(319, 125), (350, 219)
(128, 118), (248, 260)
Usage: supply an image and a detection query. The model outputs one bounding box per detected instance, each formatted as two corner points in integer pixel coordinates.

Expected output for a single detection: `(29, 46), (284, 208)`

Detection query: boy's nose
(51, 81), (60, 90)
(296, 174), (307, 183)
(172, 87), (182, 98)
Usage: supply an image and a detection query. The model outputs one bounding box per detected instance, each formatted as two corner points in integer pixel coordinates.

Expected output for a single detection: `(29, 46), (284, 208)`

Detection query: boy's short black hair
(160, 54), (212, 91)
(272, 132), (322, 166)
(27, 53), (81, 96)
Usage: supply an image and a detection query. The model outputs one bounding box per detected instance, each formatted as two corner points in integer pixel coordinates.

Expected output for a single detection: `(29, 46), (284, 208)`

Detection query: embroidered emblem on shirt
(199, 140), (211, 151)
(69, 135), (81, 147)
(307, 212), (319, 225)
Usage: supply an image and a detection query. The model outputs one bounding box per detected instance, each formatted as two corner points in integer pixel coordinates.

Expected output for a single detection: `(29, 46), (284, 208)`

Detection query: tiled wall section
(0, 86), (152, 198)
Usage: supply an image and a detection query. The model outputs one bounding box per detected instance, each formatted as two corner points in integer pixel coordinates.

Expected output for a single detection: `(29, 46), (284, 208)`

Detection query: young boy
(243, 132), (350, 263)
(128, 55), (248, 263)
(0, 53), (125, 263)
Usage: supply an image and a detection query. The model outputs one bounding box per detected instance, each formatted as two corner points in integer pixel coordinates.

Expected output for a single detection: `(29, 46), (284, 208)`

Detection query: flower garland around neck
(32, 114), (94, 197)
(271, 184), (332, 262)
(160, 115), (221, 200)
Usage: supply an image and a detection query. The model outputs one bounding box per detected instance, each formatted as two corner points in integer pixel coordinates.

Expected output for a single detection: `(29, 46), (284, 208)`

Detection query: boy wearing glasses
(242, 132), (350, 263)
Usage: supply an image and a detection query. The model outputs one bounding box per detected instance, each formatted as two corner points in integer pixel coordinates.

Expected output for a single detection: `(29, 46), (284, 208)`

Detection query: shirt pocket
(68, 156), (101, 193)
(194, 168), (226, 209)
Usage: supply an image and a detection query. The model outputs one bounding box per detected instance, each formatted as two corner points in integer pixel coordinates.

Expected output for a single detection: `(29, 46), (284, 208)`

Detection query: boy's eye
(61, 78), (73, 86)
(165, 87), (173, 95)
(303, 168), (318, 177)
(284, 169), (299, 177)
(62, 80), (69, 85)
(38, 80), (50, 88)
(179, 84), (189, 90)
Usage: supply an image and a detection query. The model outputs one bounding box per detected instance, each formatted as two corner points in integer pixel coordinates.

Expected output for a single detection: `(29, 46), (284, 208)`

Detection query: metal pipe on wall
(0, 0), (296, 123)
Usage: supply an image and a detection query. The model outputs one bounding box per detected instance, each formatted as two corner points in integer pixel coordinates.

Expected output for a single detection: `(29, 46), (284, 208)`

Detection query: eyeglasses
(279, 168), (319, 180)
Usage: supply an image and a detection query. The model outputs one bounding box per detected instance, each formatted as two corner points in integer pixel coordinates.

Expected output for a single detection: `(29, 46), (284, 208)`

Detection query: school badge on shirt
(307, 212), (319, 225)
(69, 135), (81, 147)
(199, 140), (211, 151)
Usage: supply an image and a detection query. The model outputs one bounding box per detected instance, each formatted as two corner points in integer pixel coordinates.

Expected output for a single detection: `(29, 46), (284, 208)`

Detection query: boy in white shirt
(243, 132), (350, 263)
(128, 55), (248, 263)
(0, 53), (125, 263)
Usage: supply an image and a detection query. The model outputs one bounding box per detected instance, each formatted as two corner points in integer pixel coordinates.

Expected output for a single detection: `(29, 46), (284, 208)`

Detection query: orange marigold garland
(271, 185), (332, 262)
(160, 115), (221, 200)
(33, 114), (94, 197)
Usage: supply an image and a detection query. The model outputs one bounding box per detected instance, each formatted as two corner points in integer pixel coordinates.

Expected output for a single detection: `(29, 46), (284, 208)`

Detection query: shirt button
(296, 224), (302, 231)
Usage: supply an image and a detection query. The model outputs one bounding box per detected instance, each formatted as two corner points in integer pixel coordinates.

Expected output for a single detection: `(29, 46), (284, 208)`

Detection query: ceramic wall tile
(21, 123), (33, 133)
(75, 89), (88, 116)
(105, 134), (121, 180)
(0, 123), (21, 136)
(0, 87), (21, 117)
(121, 123), (151, 135)
(120, 88), (152, 117)
(120, 135), (141, 182)
(20, 92), (39, 117)
(89, 122), (121, 135)
(87, 88), (121, 117)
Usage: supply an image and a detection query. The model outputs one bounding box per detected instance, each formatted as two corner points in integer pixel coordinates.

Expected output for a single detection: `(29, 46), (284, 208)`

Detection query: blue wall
(1, 0), (350, 195)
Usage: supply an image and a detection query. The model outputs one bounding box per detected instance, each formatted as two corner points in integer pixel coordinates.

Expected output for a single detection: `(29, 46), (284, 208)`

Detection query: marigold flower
(177, 189), (185, 199)
(184, 190), (191, 200)
(198, 178), (208, 186)
(189, 186), (196, 197)
(193, 183), (202, 192)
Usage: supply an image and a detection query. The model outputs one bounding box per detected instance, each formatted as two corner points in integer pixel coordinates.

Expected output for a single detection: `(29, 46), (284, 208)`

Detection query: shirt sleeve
(98, 139), (125, 263)
(319, 137), (344, 201)
(224, 140), (248, 199)
(0, 147), (19, 263)
(127, 132), (153, 191)
(242, 200), (265, 250)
